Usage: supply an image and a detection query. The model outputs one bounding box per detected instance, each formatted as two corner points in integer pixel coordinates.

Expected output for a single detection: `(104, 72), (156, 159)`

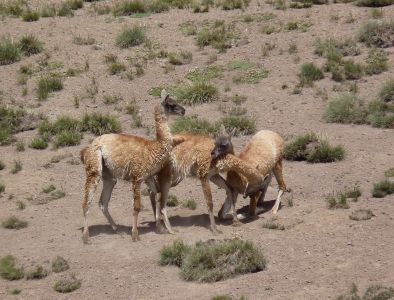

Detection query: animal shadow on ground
(86, 223), (156, 238)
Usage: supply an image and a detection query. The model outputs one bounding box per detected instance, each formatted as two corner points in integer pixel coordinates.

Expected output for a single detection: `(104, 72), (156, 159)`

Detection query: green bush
(233, 68), (269, 84)
(160, 240), (191, 267)
(25, 265), (49, 280)
(1, 216), (27, 229)
(18, 34), (43, 56)
(81, 113), (122, 135)
(337, 284), (394, 300)
(0, 182), (5, 194)
(183, 199), (197, 210)
(343, 60), (363, 80)
(52, 256), (69, 273)
(0, 160), (5, 170)
(0, 37), (20, 65)
(21, 10), (40, 21)
(41, 4), (57, 17)
(385, 168), (394, 177)
(166, 195), (179, 207)
(284, 133), (344, 163)
(167, 51), (193, 65)
(186, 65), (223, 82)
(112, 0), (146, 16)
(355, 0), (393, 7)
(196, 21), (238, 52)
(171, 116), (215, 134)
(299, 63), (324, 86)
(54, 130), (82, 148)
(217, 115), (256, 136)
(29, 136), (48, 149)
(57, 3), (74, 16)
(379, 78), (394, 102)
(116, 26), (146, 48)
(54, 274), (81, 293)
(324, 93), (368, 124)
(37, 74), (63, 100)
(359, 21), (394, 48)
(174, 82), (219, 105)
(216, 0), (251, 9)
(364, 49), (388, 75)
(180, 239), (266, 282)
(372, 180), (394, 198)
(0, 256), (24, 280)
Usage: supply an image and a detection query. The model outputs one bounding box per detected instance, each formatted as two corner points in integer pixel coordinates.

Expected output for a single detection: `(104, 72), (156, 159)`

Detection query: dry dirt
(1, 1), (394, 299)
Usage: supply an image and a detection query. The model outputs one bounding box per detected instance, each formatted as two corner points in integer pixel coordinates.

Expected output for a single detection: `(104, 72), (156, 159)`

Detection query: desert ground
(0, 0), (394, 299)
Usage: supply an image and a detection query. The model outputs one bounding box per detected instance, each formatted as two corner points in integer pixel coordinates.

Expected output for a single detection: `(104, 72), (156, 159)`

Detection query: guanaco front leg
(132, 180), (142, 241)
(201, 177), (221, 235)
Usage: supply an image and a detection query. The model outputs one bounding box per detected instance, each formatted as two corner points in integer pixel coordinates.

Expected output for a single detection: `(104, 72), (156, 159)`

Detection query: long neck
(215, 154), (263, 191)
(154, 112), (172, 144)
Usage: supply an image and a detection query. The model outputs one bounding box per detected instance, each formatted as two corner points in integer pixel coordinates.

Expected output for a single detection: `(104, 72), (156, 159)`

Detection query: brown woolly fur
(153, 129), (267, 235)
(80, 104), (173, 243)
(216, 130), (290, 221)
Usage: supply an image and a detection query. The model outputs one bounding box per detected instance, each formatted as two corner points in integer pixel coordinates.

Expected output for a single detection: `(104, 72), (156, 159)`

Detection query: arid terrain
(0, 0), (394, 299)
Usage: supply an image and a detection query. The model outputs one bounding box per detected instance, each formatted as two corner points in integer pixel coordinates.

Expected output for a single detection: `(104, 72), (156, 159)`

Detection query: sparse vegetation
(187, 66), (223, 82)
(25, 265), (49, 280)
(196, 20), (238, 52)
(11, 160), (22, 174)
(0, 160), (5, 170)
(327, 193), (349, 209)
(0, 37), (20, 65)
(359, 21), (394, 48)
(385, 168), (394, 177)
(0, 106), (26, 145)
(37, 74), (63, 100)
(379, 78), (394, 102)
(337, 284), (394, 300)
(52, 256), (69, 273)
(170, 116), (215, 134)
(364, 48), (388, 75)
(29, 136), (48, 149)
(1, 216), (28, 229)
(173, 82), (219, 105)
(349, 209), (373, 221)
(73, 35), (95, 45)
(356, 0), (393, 7)
(9, 288), (21, 295)
(218, 115), (256, 136)
(81, 113), (122, 135)
(284, 133), (344, 163)
(372, 180), (394, 198)
(116, 26), (146, 48)
(54, 274), (81, 293)
(167, 51), (193, 65)
(160, 239), (191, 267)
(0, 182), (5, 194)
(299, 63), (324, 86)
(183, 199), (197, 210)
(262, 218), (285, 230)
(0, 255), (24, 280)
(167, 195), (179, 207)
(233, 68), (269, 84)
(21, 10), (40, 22)
(15, 141), (24, 152)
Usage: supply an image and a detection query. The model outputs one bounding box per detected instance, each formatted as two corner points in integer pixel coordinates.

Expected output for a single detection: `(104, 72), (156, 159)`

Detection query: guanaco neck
(154, 109), (172, 148)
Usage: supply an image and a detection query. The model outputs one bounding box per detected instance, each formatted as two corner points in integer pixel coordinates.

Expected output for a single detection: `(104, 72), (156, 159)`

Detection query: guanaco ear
(219, 124), (226, 136)
(161, 89), (169, 102)
(172, 136), (185, 146)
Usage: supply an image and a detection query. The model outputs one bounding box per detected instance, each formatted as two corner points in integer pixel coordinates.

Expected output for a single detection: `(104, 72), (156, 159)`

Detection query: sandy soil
(0, 1), (394, 299)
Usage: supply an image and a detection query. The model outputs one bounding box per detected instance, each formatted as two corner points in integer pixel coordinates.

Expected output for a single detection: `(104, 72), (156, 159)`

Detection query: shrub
(16, 141), (25, 151)
(299, 63), (323, 86)
(9, 288), (21, 295)
(54, 274), (81, 293)
(41, 4), (57, 17)
(21, 10), (40, 21)
(359, 21), (394, 48)
(37, 74), (63, 100)
(25, 265), (49, 280)
(327, 193), (349, 209)
(108, 61), (126, 75)
(284, 133), (344, 163)
(171, 116), (215, 134)
(385, 168), (394, 177)
(160, 240), (191, 267)
(116, 26), (146, 48)
(180, 239), (266, 282)
(0, 182), (5, 194)
(1, 216), (27, 229)
(167, 51), (193, 65)
(186, 65), (223, 82)
(57, 3), (74, 16)
(18, 34), (43, 56)
(73, 35), (95, 45)
(183, 199), (197, 210)
(324, 93), (368, 124)
(112, 0), (146, 16)
(167, 195), (179, 207)
(337, 284), (394, 300)
(65, 0), (83, 10)
(81, 113), (122, 135)
(355, 0), (393, 7)
(52, 256), (69, 273)
(262, 219), (285, 230)
(54, 130), (82, 147)
(343, 60), (363, 80)
(0, 37), (20, 65)
(0, 256), (24, 280)
(174, 82), (219, 105)
(29, 136), (48, 149)
(364, 49), (388, 75)
(379, 78), (394, 102)
(0, 160), (4, 170)
(349, 209), (373, 221)
(196, 21), (238, 52)
(233, 68), (269, 84)
(228, 60), (253, 70)
(11, 160), (22, 174)
(217, 115), (256, 136)
(344, 186), (362, 200)
(372, 180), (394, 198)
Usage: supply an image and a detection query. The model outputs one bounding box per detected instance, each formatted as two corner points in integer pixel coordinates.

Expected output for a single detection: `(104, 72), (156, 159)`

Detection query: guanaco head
(211, 125), (235, 160)
(161, 89), (186, 116)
